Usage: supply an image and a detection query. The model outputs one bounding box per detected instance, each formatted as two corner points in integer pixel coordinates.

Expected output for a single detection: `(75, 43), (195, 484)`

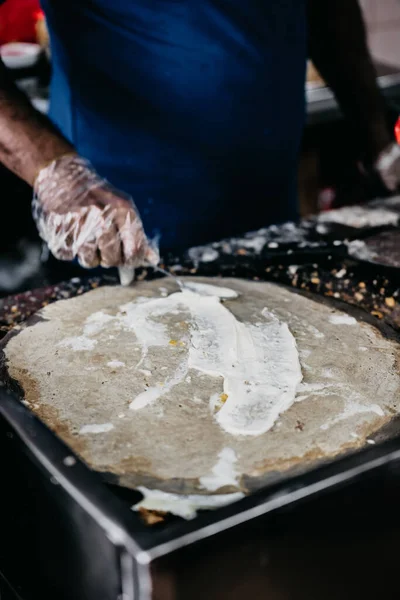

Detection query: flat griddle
(2, 198), (400, 598)
(1, 201), (400, 501)
(2, 277), (400, 502)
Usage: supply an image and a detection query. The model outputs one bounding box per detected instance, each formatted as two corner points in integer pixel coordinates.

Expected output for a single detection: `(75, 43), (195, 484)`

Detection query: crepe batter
(2, 278), (400, 517)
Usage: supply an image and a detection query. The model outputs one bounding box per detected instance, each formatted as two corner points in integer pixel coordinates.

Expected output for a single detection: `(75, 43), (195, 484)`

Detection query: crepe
(1, 278), (399, 499)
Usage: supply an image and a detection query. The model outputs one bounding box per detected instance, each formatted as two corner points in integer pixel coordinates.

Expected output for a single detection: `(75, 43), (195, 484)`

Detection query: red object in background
(317, 187), (336, 212)
(395, 116), (400, 145)
(0, 0), (41, 45)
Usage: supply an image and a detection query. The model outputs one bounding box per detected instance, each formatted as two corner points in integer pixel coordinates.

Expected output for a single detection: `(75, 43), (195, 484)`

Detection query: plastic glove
(33, 154), (159, 269)
(375, 142), (400, 192)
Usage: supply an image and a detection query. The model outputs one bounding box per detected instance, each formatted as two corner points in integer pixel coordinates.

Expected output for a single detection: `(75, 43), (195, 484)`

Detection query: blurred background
(1, 0), (400, 296)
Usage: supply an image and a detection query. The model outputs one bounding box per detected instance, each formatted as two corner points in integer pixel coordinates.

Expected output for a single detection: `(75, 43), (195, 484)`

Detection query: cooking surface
(1, 277), (399, 502)
(0, 198), (400, 521)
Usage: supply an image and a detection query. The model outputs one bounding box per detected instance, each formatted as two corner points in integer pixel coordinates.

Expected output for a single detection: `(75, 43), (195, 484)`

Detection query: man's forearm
(0, 58), (74, 186)
(308, 0), (392, 163)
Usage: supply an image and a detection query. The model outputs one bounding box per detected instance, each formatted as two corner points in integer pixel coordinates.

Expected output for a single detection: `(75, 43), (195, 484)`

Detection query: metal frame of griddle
(2, 385), (400, 599)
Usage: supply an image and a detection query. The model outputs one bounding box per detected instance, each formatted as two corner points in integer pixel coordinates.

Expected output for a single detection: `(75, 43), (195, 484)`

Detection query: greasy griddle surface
(1, 278), (399, 495)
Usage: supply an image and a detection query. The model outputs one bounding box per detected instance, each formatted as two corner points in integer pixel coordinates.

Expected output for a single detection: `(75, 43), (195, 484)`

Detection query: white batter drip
(133, 487), (244, 520)
(199, 447), (239, 491)
(124, 282), (303, 436)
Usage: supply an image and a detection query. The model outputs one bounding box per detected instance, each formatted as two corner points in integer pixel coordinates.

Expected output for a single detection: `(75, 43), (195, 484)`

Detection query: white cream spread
(199, 448), (239, 491)
(320, 401), (384, 431)
(179, 281), (239, 298)
(132, 487), (244, 520)
(125, 282), (302, 436)
(58, 335), (97, 351)
(57, 311), (115, 351)
(329, 314), (357, 326)
(107, 360), (126, 368)
(79, 423), (114, 434)
(57, 282), (303, 437)
(132, 360), (188, 410)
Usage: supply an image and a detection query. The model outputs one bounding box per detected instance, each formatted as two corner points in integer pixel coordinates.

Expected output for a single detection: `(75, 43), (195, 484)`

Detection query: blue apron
(41, 0), (307, 251)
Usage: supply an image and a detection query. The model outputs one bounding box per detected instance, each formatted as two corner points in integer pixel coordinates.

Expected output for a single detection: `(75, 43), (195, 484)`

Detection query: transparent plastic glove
(33, 154), (159, 269)
(375, 142), (400, 192)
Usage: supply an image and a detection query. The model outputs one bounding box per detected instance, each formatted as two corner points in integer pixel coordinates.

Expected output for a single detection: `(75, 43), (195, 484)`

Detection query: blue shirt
(41, 0), (307, 251)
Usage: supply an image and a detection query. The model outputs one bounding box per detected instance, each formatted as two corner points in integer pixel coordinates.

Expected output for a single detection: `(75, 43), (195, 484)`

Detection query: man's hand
(0, 58), (157, 270)
(374, 142), (400, 192)
(33, 155), (159, 268)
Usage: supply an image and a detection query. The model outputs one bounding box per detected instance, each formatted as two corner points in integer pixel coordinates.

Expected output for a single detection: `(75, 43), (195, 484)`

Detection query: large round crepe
(1, 278), (399, 496)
